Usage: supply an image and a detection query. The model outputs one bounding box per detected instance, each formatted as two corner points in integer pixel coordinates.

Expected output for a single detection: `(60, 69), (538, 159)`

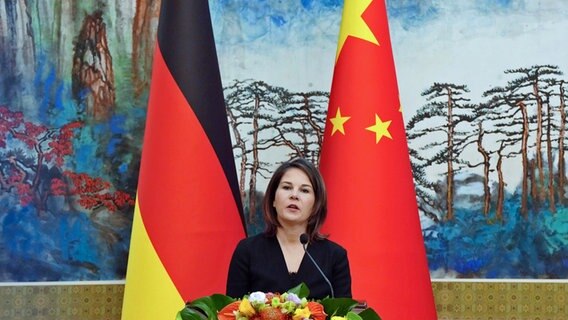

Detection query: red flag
(121, 1), (246, 319)
(319, 0), (437, 318)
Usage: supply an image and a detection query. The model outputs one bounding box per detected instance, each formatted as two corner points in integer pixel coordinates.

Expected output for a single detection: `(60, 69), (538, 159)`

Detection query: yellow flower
(331, 317), (346, 320)
(239, 298), (256, 317)
(292, 307), (311, 320)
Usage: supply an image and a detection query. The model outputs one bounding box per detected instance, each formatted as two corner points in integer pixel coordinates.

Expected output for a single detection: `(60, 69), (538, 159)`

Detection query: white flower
(248, 291), (266, 304)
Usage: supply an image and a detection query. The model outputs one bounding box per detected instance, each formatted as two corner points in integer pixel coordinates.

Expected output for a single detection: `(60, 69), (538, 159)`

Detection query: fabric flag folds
(319, 0), (437, 319)
(121, 1), (246, 319)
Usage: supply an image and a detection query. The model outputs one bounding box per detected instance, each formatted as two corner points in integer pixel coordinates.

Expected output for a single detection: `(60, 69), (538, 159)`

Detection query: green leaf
(178, 306), (207, 320)
(209, 294), (236, 311)
(182, 294), (234, 320)
(187, 298), (216, 320)
(345, 311), (363, 320)
(320, 298), (358, 317)
(358, 308), (381, 320)
(287, 282), (310, 298)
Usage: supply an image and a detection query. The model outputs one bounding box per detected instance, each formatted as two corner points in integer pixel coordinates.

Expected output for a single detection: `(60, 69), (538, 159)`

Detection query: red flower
(218, 301), (240, 320)
(307, 302), (327, 320)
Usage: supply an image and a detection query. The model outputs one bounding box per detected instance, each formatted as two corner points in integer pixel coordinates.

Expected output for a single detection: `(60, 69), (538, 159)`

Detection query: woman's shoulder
(312, 237), (347, 254)
(236, 232), (275, 248)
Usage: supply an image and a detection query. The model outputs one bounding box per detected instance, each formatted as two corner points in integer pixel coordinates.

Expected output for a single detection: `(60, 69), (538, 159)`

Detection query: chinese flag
(121, 1), (246, 319)
(319, 0), (437, 319)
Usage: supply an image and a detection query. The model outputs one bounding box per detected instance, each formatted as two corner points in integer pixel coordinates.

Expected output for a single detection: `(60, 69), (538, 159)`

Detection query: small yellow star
(399, 104), (403, 112)
(336, 0), (379, 61)
(366, 114), (392, 144)
(329, 107), (351, 135)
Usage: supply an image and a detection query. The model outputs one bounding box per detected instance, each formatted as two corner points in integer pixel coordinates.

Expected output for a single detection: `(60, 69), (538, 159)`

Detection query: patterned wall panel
(0, 282), (566, 320)
(432, 281), (568, 320)
(0, 284), (123, 320)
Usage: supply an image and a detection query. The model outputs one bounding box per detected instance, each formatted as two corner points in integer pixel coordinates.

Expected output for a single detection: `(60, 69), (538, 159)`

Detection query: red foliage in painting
(64, 171), (135, 212)
(0, 106), (134, 214)
(0, 106), (24, 148)
(6, 164), (25, 184)
(113, 190), (134, 208)
(50, 178), (67, 196)
(65, 172), (109, 193)
(17, 122), (48, 148)
(16, 183), (33, 205)
(46, 121), (83, 166)
(1, 107), (81, 167)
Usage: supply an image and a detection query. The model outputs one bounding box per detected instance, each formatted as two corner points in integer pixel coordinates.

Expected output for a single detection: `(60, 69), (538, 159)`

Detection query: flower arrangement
(176, 283), (381, 320)
(217, 291), (324, 320)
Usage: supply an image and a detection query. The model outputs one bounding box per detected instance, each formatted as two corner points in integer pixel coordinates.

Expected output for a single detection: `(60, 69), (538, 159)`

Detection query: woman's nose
(289, 190), (299, 199)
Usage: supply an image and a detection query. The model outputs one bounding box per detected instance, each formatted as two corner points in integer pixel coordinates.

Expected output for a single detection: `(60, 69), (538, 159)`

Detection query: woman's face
(273, 167), (316, 227)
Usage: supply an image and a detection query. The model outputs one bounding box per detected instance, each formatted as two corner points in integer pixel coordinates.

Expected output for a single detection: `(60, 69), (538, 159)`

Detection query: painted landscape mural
(0, 0), (567, 281)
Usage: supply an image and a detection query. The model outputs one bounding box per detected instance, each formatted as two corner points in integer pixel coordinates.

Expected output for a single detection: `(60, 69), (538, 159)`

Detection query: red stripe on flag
(137, 44), (245, 301)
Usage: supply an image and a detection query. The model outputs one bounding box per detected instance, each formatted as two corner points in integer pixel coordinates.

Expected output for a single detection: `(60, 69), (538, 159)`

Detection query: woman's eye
(301, 189), (311, 193)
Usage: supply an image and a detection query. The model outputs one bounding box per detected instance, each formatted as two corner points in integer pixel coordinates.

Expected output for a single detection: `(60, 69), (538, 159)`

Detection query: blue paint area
(318, 0), (342, 8)
(104, 115), (128, 156)
(387, 1), (438, 30)
(54, 82), (65, 113)
(109, 115), (127, 135)
(494, 0), (515, 8)
(73, 143), (104, 176)
(424, 194), (568, 278)
(270, 15), (286, 27)
(301, 0), (314, 9)
(35, 55), (58, 121)
(476, 0), (519, 12)
(118, 162), (128, 174)
(34, 53), (83, 126)
(58, 214), (97, 266)
(3, 206), (45, 260)
(106, 137), (119, 155)
(211, 0), (442, 40)
(212, 0), (342, 44)
(300, 0), (341, 9)
(1, 204), (129, 280)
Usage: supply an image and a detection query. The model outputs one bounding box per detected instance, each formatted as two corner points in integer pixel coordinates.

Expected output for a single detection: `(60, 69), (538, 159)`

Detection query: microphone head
(299, 233), (309, 245)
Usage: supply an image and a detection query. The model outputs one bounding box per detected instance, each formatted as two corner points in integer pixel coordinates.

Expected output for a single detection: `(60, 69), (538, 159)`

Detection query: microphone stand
(300, 234), (335, 298)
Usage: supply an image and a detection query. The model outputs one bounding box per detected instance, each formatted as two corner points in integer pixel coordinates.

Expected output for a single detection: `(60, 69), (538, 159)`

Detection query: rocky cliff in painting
(72, 11), (115, 121)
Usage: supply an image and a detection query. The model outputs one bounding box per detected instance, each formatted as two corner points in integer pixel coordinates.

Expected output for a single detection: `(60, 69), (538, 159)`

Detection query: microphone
(299, 233), (335, 298)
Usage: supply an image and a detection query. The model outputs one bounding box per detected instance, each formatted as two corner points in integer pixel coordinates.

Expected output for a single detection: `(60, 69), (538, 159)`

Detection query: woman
(226, 158), (352, 299)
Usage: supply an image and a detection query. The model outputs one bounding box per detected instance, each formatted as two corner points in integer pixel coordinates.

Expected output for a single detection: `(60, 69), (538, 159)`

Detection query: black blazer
(226, 233), (352, 299)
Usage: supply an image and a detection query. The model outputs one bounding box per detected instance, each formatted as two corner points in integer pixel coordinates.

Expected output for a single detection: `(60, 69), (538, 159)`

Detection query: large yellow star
(366, 114), (392, 144)
(335, 0), (379, 61)
(329, 107), (351, 135)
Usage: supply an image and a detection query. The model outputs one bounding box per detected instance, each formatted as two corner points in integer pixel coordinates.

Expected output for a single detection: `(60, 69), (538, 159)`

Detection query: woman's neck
(276, 226), (307, 274)
(276, 226), (306, 244)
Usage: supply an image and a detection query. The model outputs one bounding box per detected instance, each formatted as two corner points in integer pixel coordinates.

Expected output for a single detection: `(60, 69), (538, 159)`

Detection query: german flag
(121, 1), (246, 319)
